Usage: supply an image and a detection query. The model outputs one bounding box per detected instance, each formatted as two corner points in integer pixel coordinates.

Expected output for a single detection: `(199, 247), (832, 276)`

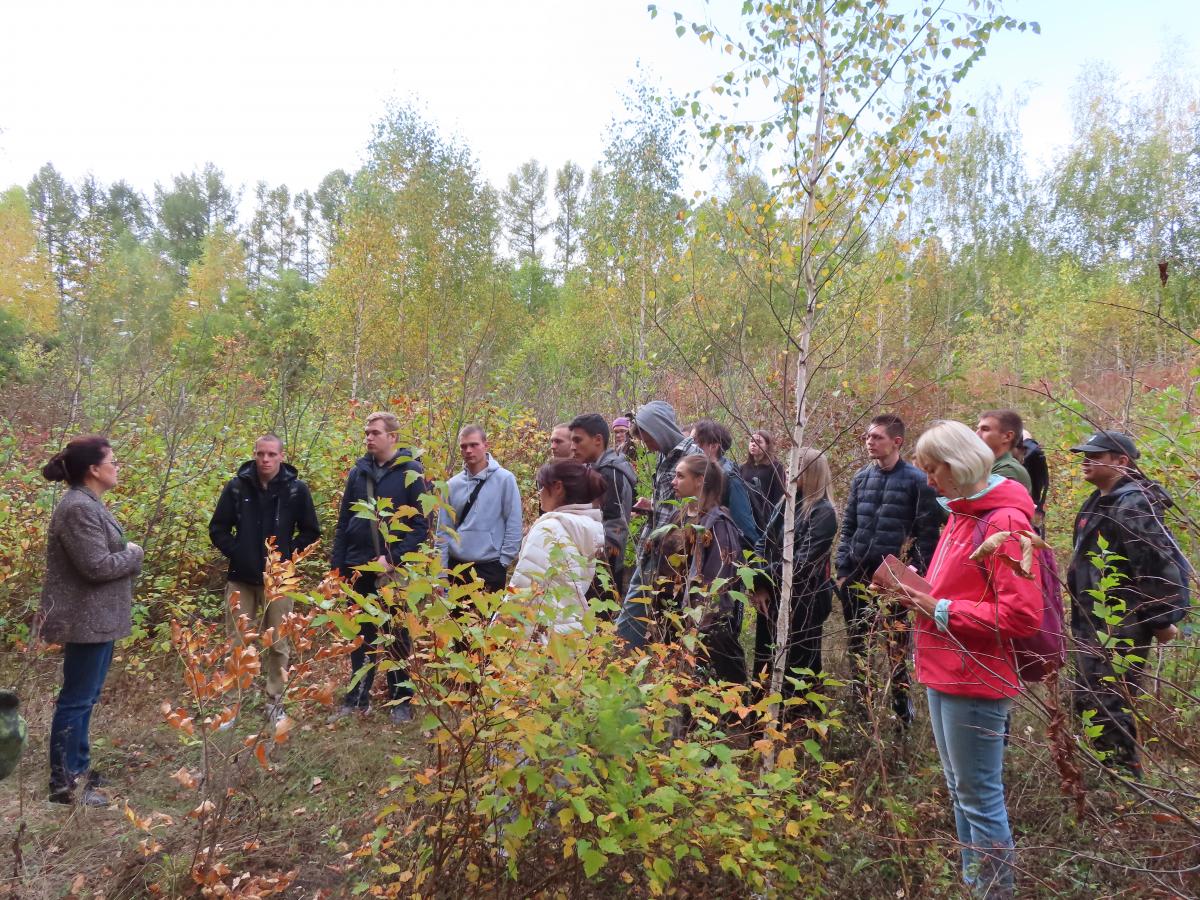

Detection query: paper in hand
(871, 554), (933, 595)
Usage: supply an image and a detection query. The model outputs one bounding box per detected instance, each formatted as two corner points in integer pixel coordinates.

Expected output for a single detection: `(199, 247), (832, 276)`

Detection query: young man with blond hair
(330, 411), (430, 724)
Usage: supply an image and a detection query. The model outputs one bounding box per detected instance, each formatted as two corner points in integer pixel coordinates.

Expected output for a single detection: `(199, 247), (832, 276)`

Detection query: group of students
(34, 404), (1190, 898)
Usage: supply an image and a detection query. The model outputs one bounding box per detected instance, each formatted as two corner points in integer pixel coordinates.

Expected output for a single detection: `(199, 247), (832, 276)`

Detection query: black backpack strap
(457, 477), (487, 527)
(364, 474), (385, 560)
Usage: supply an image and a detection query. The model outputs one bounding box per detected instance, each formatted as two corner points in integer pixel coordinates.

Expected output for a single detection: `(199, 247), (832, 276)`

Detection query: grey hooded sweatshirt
(438, 454), (524, 567)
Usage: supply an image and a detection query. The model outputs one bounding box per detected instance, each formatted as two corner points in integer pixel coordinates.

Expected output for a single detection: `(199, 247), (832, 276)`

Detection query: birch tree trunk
(769, 2), (829, 730)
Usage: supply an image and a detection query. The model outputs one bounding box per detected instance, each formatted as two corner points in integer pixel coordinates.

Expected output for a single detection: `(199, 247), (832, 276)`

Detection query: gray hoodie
(438, 454), (524, 567)
(632, 401), (703, 544)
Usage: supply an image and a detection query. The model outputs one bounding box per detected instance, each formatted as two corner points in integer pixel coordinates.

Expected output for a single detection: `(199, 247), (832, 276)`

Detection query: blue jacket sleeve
(726, 474), (760, 549)
(329, 471), (356, 574)
(394, 464), (429, 558)
(835, 472), (860, 579)
(500, 473), (523, 567)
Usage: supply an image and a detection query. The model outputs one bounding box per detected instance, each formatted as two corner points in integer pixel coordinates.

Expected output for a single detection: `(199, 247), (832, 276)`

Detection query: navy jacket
(330, 451), (429, 575)
(835, 459), (943, 581)
(209, 461), (321, 585)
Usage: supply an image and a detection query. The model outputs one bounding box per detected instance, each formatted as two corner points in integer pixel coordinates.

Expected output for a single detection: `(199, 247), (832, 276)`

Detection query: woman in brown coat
(39, 436), (142, 805)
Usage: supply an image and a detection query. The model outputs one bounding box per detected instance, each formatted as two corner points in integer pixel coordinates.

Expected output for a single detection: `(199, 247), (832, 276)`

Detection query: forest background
(1, 0), (1199, 897)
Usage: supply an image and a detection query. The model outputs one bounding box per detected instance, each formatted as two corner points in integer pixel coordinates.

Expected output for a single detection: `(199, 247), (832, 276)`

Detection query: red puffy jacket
(913, 478), (1043, 700)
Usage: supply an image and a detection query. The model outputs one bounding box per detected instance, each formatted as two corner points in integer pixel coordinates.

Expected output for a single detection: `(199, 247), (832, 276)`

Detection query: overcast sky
(0, 0), (1194, 204)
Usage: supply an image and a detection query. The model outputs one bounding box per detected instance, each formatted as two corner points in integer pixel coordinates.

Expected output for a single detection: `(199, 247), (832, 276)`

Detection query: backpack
(1137, 478), (1193, 612)
(972, 511), (1066, 683)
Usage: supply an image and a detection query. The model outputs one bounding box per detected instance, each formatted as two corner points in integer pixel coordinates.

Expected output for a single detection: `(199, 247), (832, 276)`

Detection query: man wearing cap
(1067, 430), (1186, 775)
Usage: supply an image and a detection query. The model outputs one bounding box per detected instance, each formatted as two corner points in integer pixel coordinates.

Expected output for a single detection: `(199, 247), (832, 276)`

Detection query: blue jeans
(926, 688), (1015, 897)
(616, 560), (652, 648)
(49, 641), (114, 793)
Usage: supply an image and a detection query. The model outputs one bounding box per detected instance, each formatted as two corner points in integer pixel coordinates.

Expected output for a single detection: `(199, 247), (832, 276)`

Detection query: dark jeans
(448, 557), (507, 593)
(346, 573), (412, 708)
(752, 583), (831, 700)
(1070, 621), (1152, 770)
(49, 641), (114, 793)
(838, 579), (912, 716)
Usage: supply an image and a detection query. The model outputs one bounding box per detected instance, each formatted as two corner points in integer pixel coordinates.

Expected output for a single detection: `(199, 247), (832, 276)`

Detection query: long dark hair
(536, 460), (608, 506)
(42, 436), (111, 486)
(745, 429), (779, 466)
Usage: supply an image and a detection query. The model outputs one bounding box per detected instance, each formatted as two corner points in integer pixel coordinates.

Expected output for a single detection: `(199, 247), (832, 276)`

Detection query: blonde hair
(366, 411), (401, 434)
(914, 420), (994, 495)
(795, 447), (834, 514)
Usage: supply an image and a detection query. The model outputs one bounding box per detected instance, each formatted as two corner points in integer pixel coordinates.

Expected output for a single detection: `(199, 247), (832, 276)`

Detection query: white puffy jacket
(509, 503), (605, 634)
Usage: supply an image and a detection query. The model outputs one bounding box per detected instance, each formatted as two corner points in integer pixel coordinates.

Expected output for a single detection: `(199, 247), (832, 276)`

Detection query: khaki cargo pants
(224, 581), (291, 700)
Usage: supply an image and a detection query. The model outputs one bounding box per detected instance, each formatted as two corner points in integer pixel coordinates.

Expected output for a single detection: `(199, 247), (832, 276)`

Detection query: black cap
(1070, 430), (1140, 459)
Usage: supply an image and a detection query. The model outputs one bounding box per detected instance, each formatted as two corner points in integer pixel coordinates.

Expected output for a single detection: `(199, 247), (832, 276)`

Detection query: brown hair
(745, 429), (778, 465)
(42, 436), (112, 486)
(869, 413), (905, 440)
(536, 460), (608, 506)
(980, 409), (1023, 452)
(676, 454), (725, 514)
(366, 411), (401, 434)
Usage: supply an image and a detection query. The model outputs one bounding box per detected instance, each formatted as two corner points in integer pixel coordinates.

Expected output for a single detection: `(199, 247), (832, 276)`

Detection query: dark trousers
(346, 573), (412, 708)
(49, 641), (114, 793)
(752, 584), (831, 700)
(700, 618), (749, 685)
(1070, 621), (1152, 769)
(448, 557), (507, 594)
(838, 580), (912, 715)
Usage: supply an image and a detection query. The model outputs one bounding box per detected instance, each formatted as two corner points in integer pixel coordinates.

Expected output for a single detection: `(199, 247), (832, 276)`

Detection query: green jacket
(991, 451), (1032, 494)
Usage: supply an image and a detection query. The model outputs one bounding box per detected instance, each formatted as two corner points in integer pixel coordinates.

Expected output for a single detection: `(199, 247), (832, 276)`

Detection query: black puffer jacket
(835, 459), (943, 582)
(209, 462), (321, 585)
(1067, 477), (1187, 632)
(330, 451), (429, 575)
(755, 496), (838, 603)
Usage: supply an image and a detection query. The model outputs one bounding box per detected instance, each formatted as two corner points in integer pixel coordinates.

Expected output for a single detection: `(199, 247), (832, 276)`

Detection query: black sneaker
(49, 786), (109, 807)
(388, 704), (414, 725)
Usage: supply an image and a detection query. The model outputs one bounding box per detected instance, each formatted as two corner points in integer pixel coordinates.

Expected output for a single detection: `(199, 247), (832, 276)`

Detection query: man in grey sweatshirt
(438, 424), (524, 592)
(615, 400), (704, 648)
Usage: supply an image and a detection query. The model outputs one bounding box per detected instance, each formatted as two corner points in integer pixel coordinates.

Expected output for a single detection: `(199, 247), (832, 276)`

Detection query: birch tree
(665, 0), (1029, 730)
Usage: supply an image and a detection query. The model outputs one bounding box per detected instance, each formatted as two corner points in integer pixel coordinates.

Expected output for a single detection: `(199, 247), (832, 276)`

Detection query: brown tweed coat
(39, 486), (143, 644)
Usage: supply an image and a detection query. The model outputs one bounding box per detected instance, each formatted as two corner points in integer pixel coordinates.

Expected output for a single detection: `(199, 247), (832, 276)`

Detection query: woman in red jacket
(881, 420), (1040, 899)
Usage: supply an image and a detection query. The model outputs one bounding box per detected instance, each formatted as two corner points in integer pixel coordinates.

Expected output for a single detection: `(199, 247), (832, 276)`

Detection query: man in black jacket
(330, 411), (430, 724)
(569, 412), (636, 604)
(836, 413), (943, 724)
(1067, 430), (1186, 775)
(209, 434), (320, 716)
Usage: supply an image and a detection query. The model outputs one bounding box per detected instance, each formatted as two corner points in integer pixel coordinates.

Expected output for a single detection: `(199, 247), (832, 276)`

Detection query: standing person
(614, 401), (704, 648)
(549, 424), (572, 460)
(692, 419), (760, 549)
(752, 448), (837, 707)
(742, 429), (786, 535)
(568, 413), (636, 602)
(836, 413), (943, 724)
(509, 460), (608, 634)
(880, 420), (1042, 898)
(38, 437), (143, 806)
(208, 434), (320, 719)
(439, 424), (523, 593)
(330, 412), (429, 724)
(612, 415), (640, 471)
(648, 455), (748, 684)
(975, 410), (1032, 494)
(1066, 431), (1186, 776)
(1015, 431), (1050, 529)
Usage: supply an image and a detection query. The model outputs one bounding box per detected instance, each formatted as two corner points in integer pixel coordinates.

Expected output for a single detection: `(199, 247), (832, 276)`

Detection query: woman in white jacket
(510, 460), (608, 634)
